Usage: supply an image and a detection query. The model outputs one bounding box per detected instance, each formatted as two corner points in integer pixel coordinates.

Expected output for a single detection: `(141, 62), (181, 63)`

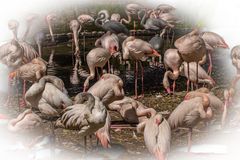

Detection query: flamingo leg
(74, 56), (79, 71)
(173, 80), (176, 93)
(72, 37), (75, 66)
(221, 101), (228, 128)
(48, 49), (55, 65)
(139, 61), (144, 98)
(134, 61), (138, 99)
(20, 80), (26, 108)
(96, 68), (99, 80)
(83, 32), (86, 63)
(187, 62), (190, 92)
(101, 67), (104, 76)
(84, 136), (87, 152)
(133, 20), (136, 37)
(196, 62), (199, 89)
(108, 60), (110, 73)
(37, 43), (42, 57)
(187, 128), (193, 152)
(207, 52), (213, 76)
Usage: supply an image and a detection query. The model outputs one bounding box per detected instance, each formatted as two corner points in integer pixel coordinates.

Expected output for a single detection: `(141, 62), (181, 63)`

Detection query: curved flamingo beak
(152, 49), (161, 57)
(9, 71), (17, 80)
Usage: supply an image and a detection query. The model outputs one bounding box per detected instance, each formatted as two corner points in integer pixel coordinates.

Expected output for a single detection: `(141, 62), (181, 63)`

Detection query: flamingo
(56, 92), (107, 149)
(83, 46), (118, 92)
(136, 111), (171, 160)
(8, 57), (47, 107)
(122, 36), (160, 98)
(95, 31), (120, 73)
(25, 75), (72, 115)
(87, 74), (124, 148)
(95, 10), (129, 35)
(120, 3), (145, 35)
(87, 73), (124, 106)
(108, 96), (156, 124)
(174, 29), (207, 91)
(185, 88), (223, 109)
(24, 75), (72, 152)
(162, 49), (182, 94)
(120, 3), (145, 24)
(168, 95), (213, 152)
(70, 20), (81, 70)
(0, 39), (39, 106)
(200, 31), (229, 75)
(140, 9), (174, 37)
(8, 109), (42, 133)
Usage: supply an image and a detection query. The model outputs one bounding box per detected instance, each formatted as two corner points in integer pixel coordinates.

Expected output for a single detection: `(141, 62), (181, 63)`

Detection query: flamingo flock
(1, 2), (238, 160)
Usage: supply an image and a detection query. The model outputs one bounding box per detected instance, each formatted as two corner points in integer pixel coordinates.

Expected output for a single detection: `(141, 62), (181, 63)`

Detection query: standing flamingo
(120, 3), (145, 35)
(83, 45), (118, 92)
(174, 29), (207, 91)
(162, 49), (182, 94)
(168, 95), (213, 152)
(122, 36), (160, 98)
(70, 20), (81, 70)
(87, 74), (124, 148)
(120, 3), (145, 24)
(95, 31), (120, 73)
(200, 31), (229, 75)
(8, 57), (47, 107)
